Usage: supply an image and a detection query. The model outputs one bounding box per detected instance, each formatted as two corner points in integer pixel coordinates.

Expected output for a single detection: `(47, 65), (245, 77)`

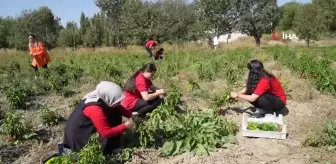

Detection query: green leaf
(172, 140), (183, 155)
(190, 138), (197, 150)
(195, 144), (209, 156)
(181, 136), (192, 152)
(206, 144), (216, 152)
(327, 120), (334, 133)
(162, 141), (176, 156)
(23, 133), (37, 140)
(222, 135), (237, 144)
(327, 146), (336, 151)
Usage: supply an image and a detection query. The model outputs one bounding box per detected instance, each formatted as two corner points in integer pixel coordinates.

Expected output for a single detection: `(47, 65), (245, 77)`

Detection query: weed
(0, 111), (36, 142)
(39, 107), (63, 127)
(303, 120), (336, 148)
(47, 133), (132, 164)
(4, 86), (32, 110)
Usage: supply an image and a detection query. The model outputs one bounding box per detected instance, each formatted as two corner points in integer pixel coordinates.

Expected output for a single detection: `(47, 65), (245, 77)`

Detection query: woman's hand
(124, 120), (135, 130)
(230, 92), (238, 99)
(161, 89), (167, 96)
(157, 89), (166, 95)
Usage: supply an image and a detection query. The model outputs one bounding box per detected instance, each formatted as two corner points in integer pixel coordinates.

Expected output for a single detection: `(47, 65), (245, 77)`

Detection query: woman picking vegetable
(122, 62), (165, 118)
(63, 81), (136, 155)
(29, 34), (51, 78)
(144, 40), (158, 57)
(230, 60), (288, 118)
(155, 48), (164, 60)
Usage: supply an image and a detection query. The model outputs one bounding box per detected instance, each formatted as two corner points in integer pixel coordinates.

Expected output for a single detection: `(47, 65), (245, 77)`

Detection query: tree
(7, 7), (61, 50)
(83, 14), (104, 47)
(94, 0), (204, 46)
(0, 17), (12, 48)
(278, 2), (301, 31)
(95, 0), (125, 47)
(79, 12), (90, 41)
(293, 4), (324, 47)
(236, 0), (281, 46)
(313, 0), (336, 35)
(120, 0), (146, 44)
(57, 22), (81, 47)
(28, 6), (62, 49)
(83, 26), (101, 48)
(197, 0), (238, 37)
(153, 0), (198, 43)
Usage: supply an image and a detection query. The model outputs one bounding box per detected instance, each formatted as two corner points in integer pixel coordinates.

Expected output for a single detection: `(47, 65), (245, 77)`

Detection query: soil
(1, 58), (335, 164)
(0, 144), (30, 164)
(330, 62), (336, 70)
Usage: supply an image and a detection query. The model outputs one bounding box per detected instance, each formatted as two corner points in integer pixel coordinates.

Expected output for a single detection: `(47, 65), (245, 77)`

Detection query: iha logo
(272, 31), (298, 41)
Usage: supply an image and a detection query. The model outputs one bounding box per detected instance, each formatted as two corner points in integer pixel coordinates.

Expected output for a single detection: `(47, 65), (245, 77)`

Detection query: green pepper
(247, 122), (278, 131)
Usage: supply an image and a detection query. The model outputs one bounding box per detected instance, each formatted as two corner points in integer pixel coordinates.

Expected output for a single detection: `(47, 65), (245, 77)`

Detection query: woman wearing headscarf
(230, 60), (288, 118)
(63, 81), (136, 155)
(29, 34), (51, 77)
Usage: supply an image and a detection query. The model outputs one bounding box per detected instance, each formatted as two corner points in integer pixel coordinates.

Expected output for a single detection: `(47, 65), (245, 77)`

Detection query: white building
(213, 32), (249, 44)
(202, 31), (249, 45)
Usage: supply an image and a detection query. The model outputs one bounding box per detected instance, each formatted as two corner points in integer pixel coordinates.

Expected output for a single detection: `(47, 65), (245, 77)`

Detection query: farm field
(0, 44), (335, 164)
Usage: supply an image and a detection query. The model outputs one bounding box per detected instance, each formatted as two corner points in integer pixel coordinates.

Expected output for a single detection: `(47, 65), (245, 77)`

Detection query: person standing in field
(213, 35), (219, 51)
(29, 34), (51, 78)
(144, 40), (158, 57)
(63, 81), (136, 155)
(230, 60), (288, 118)
(122, 62), (165, 118)
(154, 48), (164, 60)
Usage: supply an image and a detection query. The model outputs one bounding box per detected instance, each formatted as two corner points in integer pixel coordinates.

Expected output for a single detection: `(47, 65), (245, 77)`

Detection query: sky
(0, 0), (312, 27)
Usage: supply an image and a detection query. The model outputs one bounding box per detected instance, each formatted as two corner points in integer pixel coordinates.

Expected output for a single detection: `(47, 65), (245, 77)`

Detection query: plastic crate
(241, 113), (287, 140)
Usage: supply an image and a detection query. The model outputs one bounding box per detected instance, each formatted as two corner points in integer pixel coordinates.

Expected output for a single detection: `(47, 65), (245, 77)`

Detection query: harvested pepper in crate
(247, 122), (280, 132)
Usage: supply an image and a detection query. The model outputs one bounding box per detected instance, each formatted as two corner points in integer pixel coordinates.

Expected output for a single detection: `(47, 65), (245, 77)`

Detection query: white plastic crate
(241, 113), (287, 140)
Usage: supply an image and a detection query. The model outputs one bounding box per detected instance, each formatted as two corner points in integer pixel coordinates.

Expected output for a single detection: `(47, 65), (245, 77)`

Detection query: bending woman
(144, 40), (158, 57)
(63, 81), (135, 155)
(230, 60), (288, 118)
(122, 62), (165, 118)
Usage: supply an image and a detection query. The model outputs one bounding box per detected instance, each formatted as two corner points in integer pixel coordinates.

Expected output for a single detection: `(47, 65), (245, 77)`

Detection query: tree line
(0, 0), (335, 50)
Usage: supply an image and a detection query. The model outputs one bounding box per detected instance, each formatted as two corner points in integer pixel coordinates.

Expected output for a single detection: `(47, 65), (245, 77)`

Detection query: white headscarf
(83, 81), (125, 107)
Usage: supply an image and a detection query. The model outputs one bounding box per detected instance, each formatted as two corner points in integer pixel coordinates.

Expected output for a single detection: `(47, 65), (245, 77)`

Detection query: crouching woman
(63, 81), (135, 155)
(230, 60), (288, 118)
(122, 62), (165, 118)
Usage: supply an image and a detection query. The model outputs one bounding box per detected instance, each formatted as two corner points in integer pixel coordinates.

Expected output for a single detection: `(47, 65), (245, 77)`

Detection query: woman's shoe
(276, 107), (289, 116)
(252, 108), (266, 118)
(112, 148), (123, 154)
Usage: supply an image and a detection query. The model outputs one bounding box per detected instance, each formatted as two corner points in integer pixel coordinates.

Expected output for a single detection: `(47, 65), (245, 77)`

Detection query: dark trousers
(100, 135), (121, 155)
(250, 94), (285, 114)
(132, 97), (164, 117)
(99, 108), (123, 155)
(154, 56), (163, 60)
(145, 47), (153, 57)
(32, 64), (48, 72)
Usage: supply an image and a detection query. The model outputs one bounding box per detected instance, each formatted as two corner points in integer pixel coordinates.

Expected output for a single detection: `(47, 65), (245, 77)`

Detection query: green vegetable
(247, 122), (279, 132)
